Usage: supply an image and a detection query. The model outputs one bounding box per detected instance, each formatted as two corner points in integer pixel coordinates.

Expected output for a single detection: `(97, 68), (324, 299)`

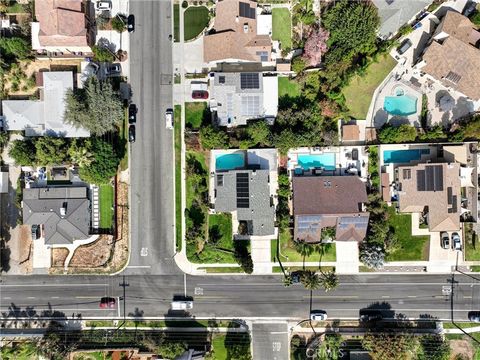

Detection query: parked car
(129, 125), (136, 142)
(31, 224), (39, 240)
(397, 39), (412, 55)
(291, 271), (301, 284)
(171, 300), (193, 310)
(95, 1), (111, 11)
(192, 90), (209, 99)
(310, 310), (328, 321)
(127, 15), (135, 32)
(360, 310), (383, 322)
(468, 311), (480, 322)
(105, 63), (122, 76)
(99, 297), (116, 309)
(165, 108), (174, 129)
(128, 104), (137, 123)
(464, 2), (477, 17)
(452, 232), (461, 250)
(441, 232), (450, 249)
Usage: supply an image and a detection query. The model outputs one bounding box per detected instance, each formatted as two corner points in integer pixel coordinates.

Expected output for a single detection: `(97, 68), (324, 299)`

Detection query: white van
(165, 108), (174, 129)
(171, 300), (193, 310)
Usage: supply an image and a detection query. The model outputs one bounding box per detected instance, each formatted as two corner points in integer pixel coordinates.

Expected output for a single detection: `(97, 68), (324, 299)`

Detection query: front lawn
(174, 105), (182, 249)
(186, 151), (207, 208)
(173, 4), (180, 42)
(208, 213), (233, 248)
(184, 6), (210, 41)
(272, 8), (292, 49)
(99, 184), (114, 229)
(207, 334), (228, 360)
(278, 77), (301, 99)
(185, 102), (207, 129)
(385, 206), (430, 261)
(272, 229), (336, 262)
(464, 223), (480, 261)
(342, 54), (397, 119)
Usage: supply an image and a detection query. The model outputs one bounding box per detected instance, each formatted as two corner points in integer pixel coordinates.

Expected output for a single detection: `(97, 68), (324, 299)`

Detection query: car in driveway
(128, 104), (137, 123)
(192, 90), (208, 99)
(468, 311), (480, 322)
(105, 63), (122, 76)
(441, 232), (450, 249)
(310, 310), (328, 321)
(31, 224), (40, 240)
(99, 297), (116, 308)
(165, 108), (174, 129)
(127, 15), (135, 32)
(95, 1), (111, 11)
(452, 232), (461, 250)
(129, 125), (136, 142)
(397, 39), (412, 55)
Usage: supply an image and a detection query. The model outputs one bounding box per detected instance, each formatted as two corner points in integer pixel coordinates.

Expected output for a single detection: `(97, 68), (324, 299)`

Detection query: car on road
(99, 297), (116, 309)
(441, 232), (450, 249)
(165, 108), (174, 129)
(171, 300), (193, 310)
(95, 1), (111, 11)
(359, 310), (383, 322)
(128, 104), (137, 123)
(129, 125), (136, 142)
(127, 15), (135, 32)
(469, 312), (480, 322)
(105, 63), (122, 76)
(452, 232), (461, 250)
(310, 310), (328, 321)
(31, 224), (39, 240)
(192, 90), (208, 99)
(291, 271), (301, 284)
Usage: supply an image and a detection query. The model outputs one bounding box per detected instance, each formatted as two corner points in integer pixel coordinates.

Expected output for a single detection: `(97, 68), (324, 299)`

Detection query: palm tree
(301, 270), (321, 290)
(319, 270), (338, 292)
(283, 274), (293, 287)
(294, 240), (314, 270)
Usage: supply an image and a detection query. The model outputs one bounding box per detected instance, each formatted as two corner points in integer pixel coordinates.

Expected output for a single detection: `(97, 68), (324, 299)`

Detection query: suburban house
(1, 71), (90, 137)
(292, 176), (370, 243)
(371, 0), (431, 39)
(210, 72), (278, 127)
(203, 0), (272, 63)
(31, 0), (94, 57)
(210, 149), (278, 238)
(418, 11), (480, 100)
(23, 187), (91, 245)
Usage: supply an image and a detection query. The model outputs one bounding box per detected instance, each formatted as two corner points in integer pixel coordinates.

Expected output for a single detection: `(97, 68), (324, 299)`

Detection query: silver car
(452, 232), (461, 251)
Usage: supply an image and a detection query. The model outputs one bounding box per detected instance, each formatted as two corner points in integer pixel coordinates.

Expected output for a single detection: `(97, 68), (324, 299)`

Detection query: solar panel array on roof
(240, 73), (260, 89)
(338, 216), (368, 230)
(239, 2), (255, 19)
(236, 172), (250, 208)
(447, 187), (453, 205)
(297, 215), (322, 229)
(241, 96), (260, 116)
(416, 165), (443, 192)
(445, 71), (462, 84)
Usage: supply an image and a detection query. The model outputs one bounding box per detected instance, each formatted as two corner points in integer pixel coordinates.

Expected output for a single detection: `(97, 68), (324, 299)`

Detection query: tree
(362, 332), (418, 360)
(0, 131), (9, 149)
(294, 240), (314, 269)
(293, 0), (316, 26)
(317, 334), (343, 360)
(301, 269), (321, 290)
(92, 44), (115, 62)
(157, 341), (187, 359)
(35, 137), (69, 165)
(360, 242), (385, 269)
(199, 125), (229, 149)
(417, 335), (450, 360)
(68, 139), (94, 167)
(292, 56), (307, 74)
(8, 139), (36, 165)
(0, 37), (31, 61)
(78, 138), (120, 184)
(225, 329), (252, 360)
(319, 270), (338, 292)
(246, 120), (272, 146)
(111, 13), (127, 33)
(64, 77), (124, 136)
(378, 124), (417, 143)
(303, 27), (330, 67)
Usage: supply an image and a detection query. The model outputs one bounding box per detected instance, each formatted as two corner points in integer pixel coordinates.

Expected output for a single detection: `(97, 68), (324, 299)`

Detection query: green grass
(186, 151), (207, 208)
(207, 334), (228, 360)
(208, 213), (233, 247)
(85, 320), (116, 327)
(174, 4), (180, 42)
(464, 223), (480, 261)
(184, 6), (210, 41)
(99, 184), (114, 229)
(471, 266), (480, 272)
(203, 266), (244, 273)
(174, 105), (182, 250)
(272, 8), (292, 49)
(442, 322), (480, 329)
(72, 351), (107, 360)
(272, 266), (335, 273)
(278, 77), (301, 99)
(7, 2), (25, 13)
(385, 207), (430, 261)
(185, 102), (207, 129)
(342, 54), (397, 119)
(272, 229), (336, 262)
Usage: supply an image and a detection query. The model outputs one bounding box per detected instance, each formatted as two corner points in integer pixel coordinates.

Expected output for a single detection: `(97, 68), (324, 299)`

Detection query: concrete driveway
(335, 241), (359, 274)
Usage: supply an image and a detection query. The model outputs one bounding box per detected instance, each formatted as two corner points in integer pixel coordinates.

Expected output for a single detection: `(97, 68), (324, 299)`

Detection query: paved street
(252, 322), (289, 360)
(127, 0), (179, 275)
(1, 274), (479, 321)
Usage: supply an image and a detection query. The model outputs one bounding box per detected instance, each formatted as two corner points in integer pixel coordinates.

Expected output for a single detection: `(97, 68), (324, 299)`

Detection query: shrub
(292, 56), (306, 74)
(199, 125), (229, 149)
(182, 0), (188, 7)
(377, 124), (417, 143)
(92, 45), (114, 63)
(111, 14), (127, 33)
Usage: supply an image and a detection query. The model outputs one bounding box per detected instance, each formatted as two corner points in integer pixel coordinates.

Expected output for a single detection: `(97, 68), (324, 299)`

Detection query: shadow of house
(412, 25), (435, 64)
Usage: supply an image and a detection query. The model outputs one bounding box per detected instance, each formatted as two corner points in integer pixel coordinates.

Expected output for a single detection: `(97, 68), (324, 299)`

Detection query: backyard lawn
(272, 8), (292, 49)
(185, 102), (207, 129)
(385, 206), (430, 261)
(464, 223), (480, 261)
(174, 105), (182, 249)
(278, 77), (301, 99)
(272, 229), (336, 263)
(173, 4), (180, 42)
(342, 54), (397, 119)
(184, 6), (210, 41)
(99, 184), (114, 229)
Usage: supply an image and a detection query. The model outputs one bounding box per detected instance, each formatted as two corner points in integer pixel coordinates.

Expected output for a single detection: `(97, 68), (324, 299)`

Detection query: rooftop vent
(243, 24), (249, 33)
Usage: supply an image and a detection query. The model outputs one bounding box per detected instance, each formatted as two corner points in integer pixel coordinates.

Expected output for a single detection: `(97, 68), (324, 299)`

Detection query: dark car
(99, 297), (116, 309)
(360, 310), (383, 322)
(291, 271), (301, 284)
(129, 125), (136, 142)
(128, 104), (137, 123)
(31, 224), (39, 240)
(105, 63), (122, 76)
(397, 39), (412, 55)
(192, 90), (208, 99)
(441, 232), (450, 249)
(127, 14), (135, 32)
(468, 311), (480, 322)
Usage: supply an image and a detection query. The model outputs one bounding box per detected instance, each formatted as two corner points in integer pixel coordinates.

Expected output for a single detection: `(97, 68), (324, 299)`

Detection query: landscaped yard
(342, 54), (396, 119)
(464, 223), (480, 261)
(173, 4), (180, 42)
(272, 8), (292, 49)
(272, 229), (336, 263)
(278, 77), (301, 99)
(207, 334), (228, 360)
(174, 105), (182, 249)
(184, 6), (210, 41)
(99, 184), (114, 229)
(186, 151), (207, 208)
(208, 213), (232, 248)
(185, 101), (207, 129)
(385, 206), (430, 261)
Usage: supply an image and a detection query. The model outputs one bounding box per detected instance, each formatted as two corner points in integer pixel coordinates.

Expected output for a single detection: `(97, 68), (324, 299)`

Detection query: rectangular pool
(297, 153), (336, 171)
(383, 149), (430, 164)
(215, 153), (245, 171)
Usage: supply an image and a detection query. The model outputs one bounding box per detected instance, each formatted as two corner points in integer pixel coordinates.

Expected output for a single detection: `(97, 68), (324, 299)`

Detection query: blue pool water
(383, 149), (430, 164)
(384, 94), (418, 116)
(215, 153), (245, 171)
(298, 153), (336, 171)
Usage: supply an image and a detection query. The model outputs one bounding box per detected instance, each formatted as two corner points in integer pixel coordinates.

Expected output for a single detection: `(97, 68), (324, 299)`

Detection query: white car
(165, 108), (174, 129)
(310, 310), (328, 321)
(452, 232), (461, 251)
(171, 301), (193, 310)
(95, 1), (111, 11)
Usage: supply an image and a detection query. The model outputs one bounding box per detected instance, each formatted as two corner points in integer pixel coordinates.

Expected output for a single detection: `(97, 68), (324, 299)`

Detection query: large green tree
(362, 332), (418, 360)
(35, 136), (69, 165)
(8, 139), (36, 165)
(64, 77), (124, 136)
(0, 37), (31, 61)
(199, 125), (229, 149)
(78, 138), (120, 184)
(378, 124), (418, 144)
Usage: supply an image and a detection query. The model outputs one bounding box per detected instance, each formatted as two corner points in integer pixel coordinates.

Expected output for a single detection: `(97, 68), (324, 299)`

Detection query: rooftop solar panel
(447, 187), (453, 205)
(240, 73), (260, 89)
(239, 2), (255, 19)
(236, 173), (250, 208)
(417, 170), (425, 191)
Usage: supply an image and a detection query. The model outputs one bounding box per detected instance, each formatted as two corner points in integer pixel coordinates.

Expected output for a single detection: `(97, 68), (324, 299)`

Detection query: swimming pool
(215, 153), (245, 171)
(384, 94), (418, 116)
(297, 153), (336, 171)
(383, 149), (430, 164)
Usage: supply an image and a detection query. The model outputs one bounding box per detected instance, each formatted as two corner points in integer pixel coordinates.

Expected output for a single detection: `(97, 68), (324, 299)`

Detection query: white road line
(408, 296), (417, 298)
(51, 297), (59, 299)
(381, 296), (390, 298)
(27, 297), (35, 299)
(3, 297), (11, 300)
(75, 296), (100, 299)
(0, 284), (108, 287)
(464, 296), (473, 299)
(184, 273), (187, 297)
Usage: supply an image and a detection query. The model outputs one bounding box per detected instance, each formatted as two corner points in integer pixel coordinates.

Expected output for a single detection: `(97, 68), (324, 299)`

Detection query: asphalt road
(127, 0), (178, 275)
(252, 322), (289, 360)
(1, 274), (479, 321)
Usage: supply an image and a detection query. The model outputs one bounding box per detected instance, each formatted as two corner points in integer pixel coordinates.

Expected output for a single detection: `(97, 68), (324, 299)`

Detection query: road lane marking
(381, 296), (390, 298)
(464, 296), (472, 299)
(408, 296), (417, 298)
(0, 284), (108, 287)
(304, 295), (359, 299)
(3, 297), (11, 300)
(51, 297), (59, 299)
(76, 296), (101, 299)
(27, 297), (35, 299)
(184, 274), (187, 297)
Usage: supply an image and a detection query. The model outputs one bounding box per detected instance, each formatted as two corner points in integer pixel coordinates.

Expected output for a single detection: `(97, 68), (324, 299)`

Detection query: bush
(199, 125), (229, 149)
(9, 139), (36, 166)
(92, 45), (115, 63)
(292, 56), (306, 74)
(111, 14), (127, 33)
(377, 124), (417, 143)
(35, 137), (69, 165)
(182, 0), (188, 8)
(78, 138), (120, 184)
(0, 37), (31, 62)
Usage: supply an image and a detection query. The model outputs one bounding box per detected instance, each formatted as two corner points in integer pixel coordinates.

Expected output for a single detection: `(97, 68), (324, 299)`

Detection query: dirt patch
(2, 224), (32, 274)
(51, 247), (69, 268)
(69, 235), (113, 267)
(450, 339), (474, 359)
